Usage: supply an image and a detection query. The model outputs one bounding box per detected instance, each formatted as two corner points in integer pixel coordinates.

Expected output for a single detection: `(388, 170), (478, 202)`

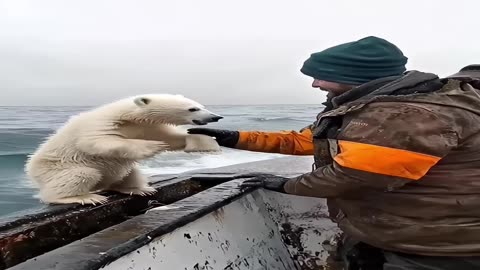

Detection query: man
(189, 36), (480, 269)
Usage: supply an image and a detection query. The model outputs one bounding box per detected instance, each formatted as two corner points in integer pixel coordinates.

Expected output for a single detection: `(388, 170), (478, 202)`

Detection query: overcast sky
(0, 0), (479, 106)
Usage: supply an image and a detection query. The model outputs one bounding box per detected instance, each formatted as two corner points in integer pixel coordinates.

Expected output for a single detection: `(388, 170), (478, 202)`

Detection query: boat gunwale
(0, 175), (180, 233)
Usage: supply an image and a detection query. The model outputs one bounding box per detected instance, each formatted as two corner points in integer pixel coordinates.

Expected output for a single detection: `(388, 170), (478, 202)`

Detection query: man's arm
(236, 127), (313, 155)
(283, 103), (459, 197)
(188, 126), (314, 155)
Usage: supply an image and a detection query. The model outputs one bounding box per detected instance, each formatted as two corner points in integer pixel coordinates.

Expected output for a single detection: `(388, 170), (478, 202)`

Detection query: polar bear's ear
(134, 97), (151, 107)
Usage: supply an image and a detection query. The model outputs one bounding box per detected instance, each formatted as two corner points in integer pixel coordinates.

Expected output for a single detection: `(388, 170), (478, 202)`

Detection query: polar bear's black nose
(210, 116), (223, 122)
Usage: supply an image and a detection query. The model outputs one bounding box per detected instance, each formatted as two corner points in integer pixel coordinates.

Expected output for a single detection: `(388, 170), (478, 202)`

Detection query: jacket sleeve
(235, 126), (314, 155)
(283, 103), (459, 198)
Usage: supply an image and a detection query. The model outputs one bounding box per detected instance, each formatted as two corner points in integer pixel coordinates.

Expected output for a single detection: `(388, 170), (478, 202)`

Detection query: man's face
(312, 79), (354, 97)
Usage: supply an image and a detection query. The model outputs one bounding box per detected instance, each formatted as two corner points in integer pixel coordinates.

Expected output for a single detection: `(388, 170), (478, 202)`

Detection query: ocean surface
(0, 104), (323, 218)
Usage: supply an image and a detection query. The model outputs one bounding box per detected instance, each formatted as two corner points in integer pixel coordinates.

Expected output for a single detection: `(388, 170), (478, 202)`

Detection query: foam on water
(139, 148), (284, 176)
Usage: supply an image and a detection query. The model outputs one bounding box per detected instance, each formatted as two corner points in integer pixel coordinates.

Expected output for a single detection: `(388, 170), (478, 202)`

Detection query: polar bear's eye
(188, 108), (200, 112)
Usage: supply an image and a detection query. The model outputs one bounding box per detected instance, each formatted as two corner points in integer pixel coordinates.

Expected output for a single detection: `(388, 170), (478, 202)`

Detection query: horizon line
(0, 103), (325, 107)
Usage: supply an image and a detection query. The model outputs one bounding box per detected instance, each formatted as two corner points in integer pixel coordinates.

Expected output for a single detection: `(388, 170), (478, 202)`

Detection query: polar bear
(25, 94), (223, 205)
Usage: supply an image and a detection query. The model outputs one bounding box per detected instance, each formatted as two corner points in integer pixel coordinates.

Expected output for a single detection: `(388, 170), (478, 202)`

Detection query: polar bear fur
(25, 94), (223, 205)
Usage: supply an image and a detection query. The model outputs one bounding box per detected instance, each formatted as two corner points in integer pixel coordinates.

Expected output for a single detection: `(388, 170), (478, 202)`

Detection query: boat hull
(102, 188), (341, 270)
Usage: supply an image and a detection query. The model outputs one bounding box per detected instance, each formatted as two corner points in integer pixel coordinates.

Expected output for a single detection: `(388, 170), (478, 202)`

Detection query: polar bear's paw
(184, 134), (221, 153)
(112, 186), (157, 196)
(43, 194), (109, 206)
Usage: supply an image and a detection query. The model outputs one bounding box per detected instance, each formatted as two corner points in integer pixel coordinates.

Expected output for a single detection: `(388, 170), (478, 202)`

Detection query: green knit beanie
(301, 36), (408, 85)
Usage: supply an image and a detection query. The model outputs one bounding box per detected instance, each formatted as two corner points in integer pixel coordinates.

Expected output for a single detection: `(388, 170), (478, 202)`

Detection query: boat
(0, 156), (343, 270)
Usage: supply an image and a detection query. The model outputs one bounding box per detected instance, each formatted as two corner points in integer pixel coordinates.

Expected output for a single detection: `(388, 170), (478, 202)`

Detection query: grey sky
(0, 0), (479, 106)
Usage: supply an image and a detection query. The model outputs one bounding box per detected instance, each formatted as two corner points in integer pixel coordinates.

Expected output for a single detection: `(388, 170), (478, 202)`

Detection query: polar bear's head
(123, 94), (223, 126)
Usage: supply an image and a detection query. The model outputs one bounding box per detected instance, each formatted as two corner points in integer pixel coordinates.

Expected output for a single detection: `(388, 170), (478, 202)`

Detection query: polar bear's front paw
(113, 186), (157, 196)
(184, 134), (221, 153)
(43, 194), (109, 206)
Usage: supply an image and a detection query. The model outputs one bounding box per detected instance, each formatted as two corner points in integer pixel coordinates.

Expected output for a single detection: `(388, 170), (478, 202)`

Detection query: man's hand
(187, 128), (239, 148)
(238, 173), (290, 193)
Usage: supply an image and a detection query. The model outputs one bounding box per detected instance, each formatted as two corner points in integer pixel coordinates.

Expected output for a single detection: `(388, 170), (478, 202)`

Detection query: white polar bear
(25, 94), (223, 205)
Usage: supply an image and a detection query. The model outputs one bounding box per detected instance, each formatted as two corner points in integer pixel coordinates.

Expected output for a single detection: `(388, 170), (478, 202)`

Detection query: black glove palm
(238, 173), (290, 193)
(187, 128), (239, 148)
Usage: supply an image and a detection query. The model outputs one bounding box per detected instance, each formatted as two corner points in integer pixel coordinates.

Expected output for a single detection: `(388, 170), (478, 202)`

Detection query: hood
(398, 77), (480, 117)
(329, 70), (480, 117)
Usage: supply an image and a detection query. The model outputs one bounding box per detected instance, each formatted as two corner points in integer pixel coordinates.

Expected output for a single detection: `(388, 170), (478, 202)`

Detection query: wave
(139, 148), (283, 176)
(0, 153), (29, 159)
(0, 153), (30, 170)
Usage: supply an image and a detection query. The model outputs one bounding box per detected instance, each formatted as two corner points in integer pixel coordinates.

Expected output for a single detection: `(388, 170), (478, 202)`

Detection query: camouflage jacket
(283, 71), (480, 256)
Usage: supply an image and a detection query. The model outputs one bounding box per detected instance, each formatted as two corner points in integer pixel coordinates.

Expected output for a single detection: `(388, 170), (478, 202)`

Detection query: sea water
(0, 104), (323, 218)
